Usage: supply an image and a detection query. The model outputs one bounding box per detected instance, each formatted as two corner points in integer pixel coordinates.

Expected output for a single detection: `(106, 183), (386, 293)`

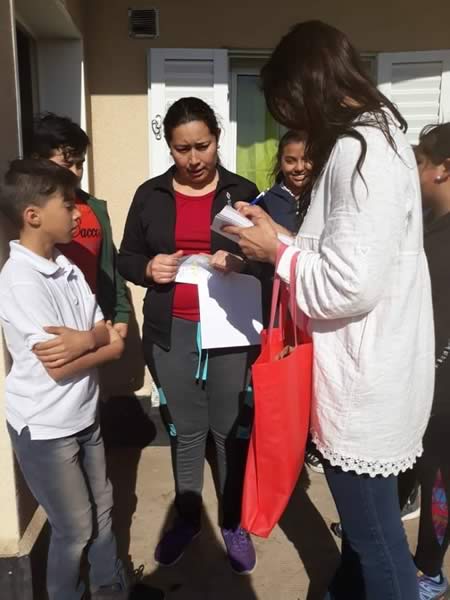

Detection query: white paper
(197, 272), (263, 349)
(211, 205), (295, 246)
(175, 254), (213, 284)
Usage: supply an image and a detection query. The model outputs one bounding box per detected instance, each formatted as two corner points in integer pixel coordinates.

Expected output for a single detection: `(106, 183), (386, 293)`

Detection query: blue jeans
(323, 463), (419, 600)
(8, 421), (126, 600)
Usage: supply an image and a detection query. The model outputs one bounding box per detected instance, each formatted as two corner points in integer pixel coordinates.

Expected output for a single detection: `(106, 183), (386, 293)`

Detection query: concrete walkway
(99, 395), (450, 600)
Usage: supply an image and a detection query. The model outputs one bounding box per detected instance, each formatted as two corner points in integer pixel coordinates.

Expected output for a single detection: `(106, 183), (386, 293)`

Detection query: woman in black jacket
(118, 97), (259, 575)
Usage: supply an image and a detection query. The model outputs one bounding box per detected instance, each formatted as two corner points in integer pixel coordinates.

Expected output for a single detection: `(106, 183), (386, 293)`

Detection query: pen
(249, 190), (267, 206)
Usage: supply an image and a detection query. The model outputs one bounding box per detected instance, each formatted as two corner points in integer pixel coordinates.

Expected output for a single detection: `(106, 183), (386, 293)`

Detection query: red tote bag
(241, 252), (313, 538)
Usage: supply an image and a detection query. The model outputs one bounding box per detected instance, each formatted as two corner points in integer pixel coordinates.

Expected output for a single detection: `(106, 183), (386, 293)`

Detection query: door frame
(229, 66), (261, 173)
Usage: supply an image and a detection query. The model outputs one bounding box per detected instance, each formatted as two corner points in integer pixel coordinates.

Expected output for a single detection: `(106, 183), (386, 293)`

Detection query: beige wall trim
(9, 0), (22, 159)
(18, 506), (47, 557)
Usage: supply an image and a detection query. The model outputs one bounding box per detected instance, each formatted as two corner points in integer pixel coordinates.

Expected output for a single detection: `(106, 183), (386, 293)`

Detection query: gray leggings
(145, 317), (257, 529)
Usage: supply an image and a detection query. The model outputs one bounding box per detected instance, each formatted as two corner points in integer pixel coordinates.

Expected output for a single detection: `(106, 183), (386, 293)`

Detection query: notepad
(211, 205), (294, 246)
(211, 205), (253, 243)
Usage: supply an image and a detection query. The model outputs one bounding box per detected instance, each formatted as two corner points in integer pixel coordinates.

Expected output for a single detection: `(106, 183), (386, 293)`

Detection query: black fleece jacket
(118, 165), (261, 350)
(424, 212), (450, 419)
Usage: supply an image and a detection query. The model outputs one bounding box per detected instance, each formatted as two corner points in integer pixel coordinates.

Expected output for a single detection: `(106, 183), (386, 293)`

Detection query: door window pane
(236, 74), (283, 190)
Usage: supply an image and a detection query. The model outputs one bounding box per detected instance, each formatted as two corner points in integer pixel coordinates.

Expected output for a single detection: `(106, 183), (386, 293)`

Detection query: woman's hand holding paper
(209, 250), (245, 274)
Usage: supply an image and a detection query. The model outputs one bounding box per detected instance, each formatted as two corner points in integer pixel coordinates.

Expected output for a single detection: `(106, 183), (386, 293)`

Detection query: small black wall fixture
(128, 8), (160, 39)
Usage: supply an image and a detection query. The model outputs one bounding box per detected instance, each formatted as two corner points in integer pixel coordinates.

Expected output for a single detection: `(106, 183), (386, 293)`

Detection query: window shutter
(378, 51), (450, 144)
(148, 49), (229, 177)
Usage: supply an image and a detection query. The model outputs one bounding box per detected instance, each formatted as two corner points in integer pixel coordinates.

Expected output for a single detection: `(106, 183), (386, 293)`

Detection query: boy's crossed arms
(33, 320), (123, 381)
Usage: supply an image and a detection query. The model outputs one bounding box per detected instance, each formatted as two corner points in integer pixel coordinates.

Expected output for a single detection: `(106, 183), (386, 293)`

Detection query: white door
(147, 48), (229, 177)
(378, 51), (450, 144)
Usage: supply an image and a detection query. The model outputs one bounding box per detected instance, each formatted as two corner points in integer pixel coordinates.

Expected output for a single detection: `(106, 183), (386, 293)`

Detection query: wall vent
(128, 8), (159, 39)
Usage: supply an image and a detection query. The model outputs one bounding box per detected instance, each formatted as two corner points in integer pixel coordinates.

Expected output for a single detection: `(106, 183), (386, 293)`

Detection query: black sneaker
(330, 521), (343, 539)
(401, 487), (421, 521)
(91, 582), (166, 600)
(130, 584), (166, 599)
(305, 449), (324, 474)
(91, 583), (128, 600)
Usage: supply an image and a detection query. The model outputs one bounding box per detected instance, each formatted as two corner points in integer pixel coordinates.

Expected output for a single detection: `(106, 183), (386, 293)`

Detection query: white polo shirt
(0, 241), (104, 440)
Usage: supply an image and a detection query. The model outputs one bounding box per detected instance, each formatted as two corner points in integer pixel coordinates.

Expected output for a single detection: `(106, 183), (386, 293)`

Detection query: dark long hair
(261, 21), (407, 185)
(272, 130), (308, 184)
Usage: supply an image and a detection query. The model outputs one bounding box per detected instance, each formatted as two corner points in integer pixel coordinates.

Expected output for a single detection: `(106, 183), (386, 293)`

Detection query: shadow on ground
(279, 470), (340, 600)
(132, 506), (259, 600)
(105, 398), (259, 599)
(32, 395), (161, 600)
(101, 401), (341, 599)
(31, 398), (342, 600)
(101, 395), (162, 569)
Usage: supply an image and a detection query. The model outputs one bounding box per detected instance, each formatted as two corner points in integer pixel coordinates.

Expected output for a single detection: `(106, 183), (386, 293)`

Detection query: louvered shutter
(378, 51), (450, 144)
(147, 49), (229, 177)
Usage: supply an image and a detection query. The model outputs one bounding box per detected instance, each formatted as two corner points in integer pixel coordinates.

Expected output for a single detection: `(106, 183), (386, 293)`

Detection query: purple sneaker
(221, 526), (257, 575)
(154, 520), (201, 566)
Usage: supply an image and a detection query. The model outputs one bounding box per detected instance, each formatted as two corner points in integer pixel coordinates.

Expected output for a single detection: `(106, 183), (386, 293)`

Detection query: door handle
(151, 114), (162, 140)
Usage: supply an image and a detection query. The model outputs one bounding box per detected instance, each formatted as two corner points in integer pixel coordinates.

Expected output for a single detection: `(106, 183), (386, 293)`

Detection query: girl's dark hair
(272, 130), (308, 184)
(31, 112), (90, 160)
(261, 20), (407, 185)
(417, 123), (450, 164)
(0, 159), (77, 228)
(163, 97), (221, 144)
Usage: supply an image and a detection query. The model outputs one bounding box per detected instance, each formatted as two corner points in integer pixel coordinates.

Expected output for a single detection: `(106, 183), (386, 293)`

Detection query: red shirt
(58, 199), (103, 292)
(172, 190), (215, 321)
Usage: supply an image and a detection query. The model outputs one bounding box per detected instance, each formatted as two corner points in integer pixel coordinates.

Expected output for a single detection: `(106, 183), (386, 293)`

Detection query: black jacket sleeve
(237, 185), (275, 325)
(118, 186), (152, 288)
(234, 181), (257, 276)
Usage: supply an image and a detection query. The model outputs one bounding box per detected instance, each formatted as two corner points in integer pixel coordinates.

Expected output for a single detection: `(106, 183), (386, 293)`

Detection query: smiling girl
(264, 130), (311, 234)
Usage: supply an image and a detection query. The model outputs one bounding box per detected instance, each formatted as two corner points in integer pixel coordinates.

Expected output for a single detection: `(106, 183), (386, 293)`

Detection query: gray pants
(8, 421), (125, 600)
(145, 318), (257, 529)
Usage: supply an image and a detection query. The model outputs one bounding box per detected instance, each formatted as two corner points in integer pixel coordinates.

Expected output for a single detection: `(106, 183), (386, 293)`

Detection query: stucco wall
(0, 0), (87, 555)
(0, 0), (25, 556)
(84, 0), (450, 392)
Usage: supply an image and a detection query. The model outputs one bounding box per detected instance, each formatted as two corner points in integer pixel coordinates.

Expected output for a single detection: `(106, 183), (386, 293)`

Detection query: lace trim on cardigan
(312, 432), (423, 478)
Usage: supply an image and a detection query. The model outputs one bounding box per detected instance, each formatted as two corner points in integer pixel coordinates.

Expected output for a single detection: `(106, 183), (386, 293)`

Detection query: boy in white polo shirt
(0, 159), (130, 600)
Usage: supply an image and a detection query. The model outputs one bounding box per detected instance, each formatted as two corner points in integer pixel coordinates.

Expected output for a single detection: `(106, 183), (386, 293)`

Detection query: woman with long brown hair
(226, 21), (434, 599)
